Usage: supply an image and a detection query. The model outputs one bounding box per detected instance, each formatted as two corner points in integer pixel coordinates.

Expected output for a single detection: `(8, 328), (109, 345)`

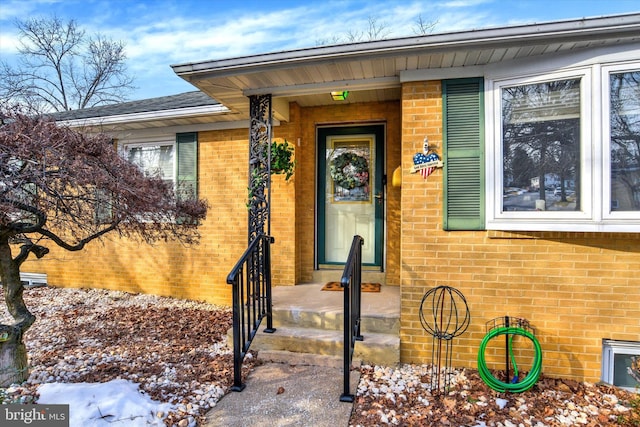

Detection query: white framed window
(603, 65), (640, 220)
(123, 141), (175, 185)
(119, 132), (198, 202)
(602, 339), (640, 392)
(486, 58), (640, 232)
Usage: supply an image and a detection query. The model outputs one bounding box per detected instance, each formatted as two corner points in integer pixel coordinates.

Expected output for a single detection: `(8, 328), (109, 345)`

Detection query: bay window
(501, 77), (581, 212)
(486, 61), (640, 232)
(606, 69), (640, 215)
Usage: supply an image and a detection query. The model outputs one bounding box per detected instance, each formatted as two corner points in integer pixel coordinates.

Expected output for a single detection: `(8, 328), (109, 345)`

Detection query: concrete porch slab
(272, 282), (400, 319)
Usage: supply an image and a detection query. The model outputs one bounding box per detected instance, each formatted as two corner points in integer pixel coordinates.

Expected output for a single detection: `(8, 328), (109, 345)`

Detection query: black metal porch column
(248, 94), (272, 242)
(247, 93), (276, 335)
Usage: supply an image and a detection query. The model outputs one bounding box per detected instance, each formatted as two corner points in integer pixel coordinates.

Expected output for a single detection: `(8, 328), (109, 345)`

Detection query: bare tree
(413, 14), (438, 35)
(0, 112), (208, 385)
(317, 13), (437, 45)
(344, 16), (392, 42)
(0, 16), (135, 113)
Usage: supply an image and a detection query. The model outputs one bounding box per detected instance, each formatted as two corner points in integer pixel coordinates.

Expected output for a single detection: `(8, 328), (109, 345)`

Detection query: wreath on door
(330, 152), (369, 189)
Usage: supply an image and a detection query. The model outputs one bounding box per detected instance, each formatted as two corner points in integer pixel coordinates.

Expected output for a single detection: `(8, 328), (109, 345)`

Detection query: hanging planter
(270, 140), (296, 181)
(247, 140), (296, 209)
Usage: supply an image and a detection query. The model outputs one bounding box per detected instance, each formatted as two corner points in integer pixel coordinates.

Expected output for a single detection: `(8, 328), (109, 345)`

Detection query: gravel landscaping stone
(1, 287), (638, 426)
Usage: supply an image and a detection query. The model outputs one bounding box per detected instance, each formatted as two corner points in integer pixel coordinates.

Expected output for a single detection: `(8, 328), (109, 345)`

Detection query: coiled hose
(477, 326), (543, 392)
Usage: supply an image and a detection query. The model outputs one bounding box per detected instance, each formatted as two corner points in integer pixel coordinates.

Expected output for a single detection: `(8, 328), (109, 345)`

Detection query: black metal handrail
(226, 233), (276, 391)
(340, 235), (364, 402)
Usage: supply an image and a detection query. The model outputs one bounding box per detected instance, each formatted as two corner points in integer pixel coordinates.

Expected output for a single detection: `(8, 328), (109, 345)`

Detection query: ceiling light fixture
(330, 91), (349, 101)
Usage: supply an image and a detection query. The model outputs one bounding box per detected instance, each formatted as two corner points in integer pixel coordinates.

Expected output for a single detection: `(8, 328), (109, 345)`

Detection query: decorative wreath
(330, 152), (369, 189)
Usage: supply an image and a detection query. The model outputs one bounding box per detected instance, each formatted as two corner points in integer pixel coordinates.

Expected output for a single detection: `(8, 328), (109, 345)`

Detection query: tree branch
(0, 197), (47, 235)
(37, 221), (119, 252)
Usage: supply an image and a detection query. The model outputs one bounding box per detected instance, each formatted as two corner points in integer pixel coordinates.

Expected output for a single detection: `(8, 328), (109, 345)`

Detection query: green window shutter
(176, 132), (198, 200)
(443, 78), (485, 230)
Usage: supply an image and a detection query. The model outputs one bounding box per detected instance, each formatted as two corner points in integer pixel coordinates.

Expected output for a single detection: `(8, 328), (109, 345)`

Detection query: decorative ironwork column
(247, 94), (272, 242)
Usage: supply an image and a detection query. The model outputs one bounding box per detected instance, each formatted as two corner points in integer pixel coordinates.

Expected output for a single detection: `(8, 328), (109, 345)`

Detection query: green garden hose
(477, 326), (543, 393)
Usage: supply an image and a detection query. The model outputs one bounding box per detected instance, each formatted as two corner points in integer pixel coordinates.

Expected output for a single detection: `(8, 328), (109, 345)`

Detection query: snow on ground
(38, 379), (174, 426)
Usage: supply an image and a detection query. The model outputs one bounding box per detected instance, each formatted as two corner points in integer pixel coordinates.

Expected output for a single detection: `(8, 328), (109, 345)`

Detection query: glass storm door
(317, 125), (384, 267)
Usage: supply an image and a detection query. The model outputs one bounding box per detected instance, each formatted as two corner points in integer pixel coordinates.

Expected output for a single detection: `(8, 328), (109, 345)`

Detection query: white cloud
(440, 0), (494, 8)
(0, 0), (60, 21)
(434, 11), (496, 32)
(0, 33), (20, 55)
(0, 1), (42, 55)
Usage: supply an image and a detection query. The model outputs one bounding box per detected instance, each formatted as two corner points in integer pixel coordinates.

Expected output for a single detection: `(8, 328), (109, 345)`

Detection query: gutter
(56, 104), (231, 128)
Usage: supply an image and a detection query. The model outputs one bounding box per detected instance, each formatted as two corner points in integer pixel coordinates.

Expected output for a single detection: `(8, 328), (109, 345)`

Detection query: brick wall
(26, 100), (404, 305)
(30, 100), (411, 303)
(270, 104), (300, 286)
(399, 80), (640, 383)
(31, 127), (275, 306)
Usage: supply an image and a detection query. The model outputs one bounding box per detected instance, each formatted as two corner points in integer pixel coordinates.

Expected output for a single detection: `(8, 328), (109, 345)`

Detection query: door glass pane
(325, 137), (374, 264)
(610, 70), (640, 212)
(328, 144), (371, 202)
(501, 78), (581, 212)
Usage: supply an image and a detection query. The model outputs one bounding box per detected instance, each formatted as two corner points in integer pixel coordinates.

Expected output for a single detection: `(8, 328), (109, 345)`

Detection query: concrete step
(273, 307), (399, 334)
(226, 283), (400, 367)
(256, 349), (360, 369)
(248, 323), (399, 366)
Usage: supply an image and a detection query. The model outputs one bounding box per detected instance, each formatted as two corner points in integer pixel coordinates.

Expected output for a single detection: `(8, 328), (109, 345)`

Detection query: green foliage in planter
(270, 140), (296, 181)
(247, 140), (296, 209)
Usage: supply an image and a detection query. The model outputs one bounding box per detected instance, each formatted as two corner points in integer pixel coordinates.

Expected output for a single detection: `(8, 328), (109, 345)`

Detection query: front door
(317, 125), (384, 268)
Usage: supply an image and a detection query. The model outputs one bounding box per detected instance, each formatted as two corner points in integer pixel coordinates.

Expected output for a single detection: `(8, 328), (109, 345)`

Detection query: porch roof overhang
(172, 13), (640, 122)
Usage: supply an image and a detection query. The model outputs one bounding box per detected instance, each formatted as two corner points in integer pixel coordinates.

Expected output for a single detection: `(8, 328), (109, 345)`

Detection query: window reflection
(501, 79), (581, 212)
(610, 71), (640, 212)
(126, 144), (175, 185)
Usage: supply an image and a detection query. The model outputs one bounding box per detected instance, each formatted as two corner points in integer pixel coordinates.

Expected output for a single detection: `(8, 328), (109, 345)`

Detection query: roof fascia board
(400, 43), (640, 82)
(67, 118), (281, 139)
(57, 104), (231, 127)
(106, 119), (281, 141)
(400, 65), (487, 82)
(172, 14), (640, 78)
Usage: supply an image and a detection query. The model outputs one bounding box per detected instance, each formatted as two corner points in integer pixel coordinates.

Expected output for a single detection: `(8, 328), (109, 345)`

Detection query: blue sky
(1, 0), (638, 101)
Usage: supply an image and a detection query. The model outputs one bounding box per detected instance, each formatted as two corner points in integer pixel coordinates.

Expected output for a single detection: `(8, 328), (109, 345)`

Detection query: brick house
(43, 14), (639, 386)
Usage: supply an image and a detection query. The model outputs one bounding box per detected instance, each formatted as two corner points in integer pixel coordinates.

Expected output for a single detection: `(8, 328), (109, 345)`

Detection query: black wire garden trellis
(419, 285), (470, 392)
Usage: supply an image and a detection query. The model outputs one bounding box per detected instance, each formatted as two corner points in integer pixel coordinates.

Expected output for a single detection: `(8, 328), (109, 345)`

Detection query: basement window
(602, 339), (640, 391)
(0, 273), (49, 288)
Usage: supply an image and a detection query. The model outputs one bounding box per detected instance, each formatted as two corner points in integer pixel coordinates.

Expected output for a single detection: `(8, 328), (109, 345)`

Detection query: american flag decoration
(411, 152), (442, 179)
